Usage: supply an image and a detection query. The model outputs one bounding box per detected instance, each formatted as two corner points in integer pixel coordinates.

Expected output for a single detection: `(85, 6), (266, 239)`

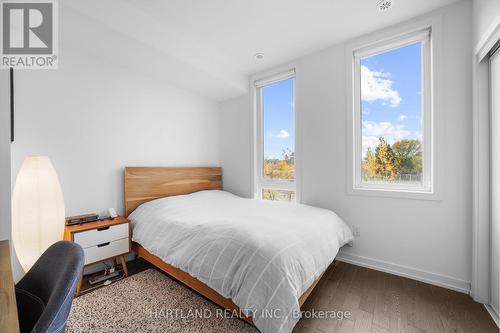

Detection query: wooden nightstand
(63, 216), (131, 296)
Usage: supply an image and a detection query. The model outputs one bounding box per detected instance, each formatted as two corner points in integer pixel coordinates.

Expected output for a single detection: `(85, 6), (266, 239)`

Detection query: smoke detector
(377, 0), (393, 12)
(254, 53), (264, 60)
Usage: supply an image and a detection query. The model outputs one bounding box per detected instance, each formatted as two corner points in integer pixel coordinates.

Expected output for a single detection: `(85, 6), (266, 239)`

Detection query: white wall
(11, 58), (220, 217)
(220, 1), (473, 292)
(9, 4), (220, 279)
(0, 71), (11, 242)
(473, 0), (500, 45)
(11, 10), (221, 218)
(219, 95), (252, 198)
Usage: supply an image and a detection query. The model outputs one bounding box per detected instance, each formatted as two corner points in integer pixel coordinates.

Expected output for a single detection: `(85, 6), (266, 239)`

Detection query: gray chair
(15, 241), (84, 333)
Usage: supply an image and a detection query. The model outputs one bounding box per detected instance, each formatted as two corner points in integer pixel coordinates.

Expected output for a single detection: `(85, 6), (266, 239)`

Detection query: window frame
(254, 69), (297, 202)
(352, 28), (434, 195)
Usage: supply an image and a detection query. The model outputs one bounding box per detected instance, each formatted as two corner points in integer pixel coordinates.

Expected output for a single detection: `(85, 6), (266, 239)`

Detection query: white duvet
(130, 190), (353, 333)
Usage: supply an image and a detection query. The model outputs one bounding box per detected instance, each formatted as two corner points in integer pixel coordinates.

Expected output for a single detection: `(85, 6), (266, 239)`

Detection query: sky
(262, 41), (422, 160)
(360, 41), (423, 157)
(263, 79), (294, 160)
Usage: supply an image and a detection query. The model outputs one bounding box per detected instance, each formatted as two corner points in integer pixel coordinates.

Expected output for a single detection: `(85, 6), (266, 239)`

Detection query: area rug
(66, 269), (257, 333)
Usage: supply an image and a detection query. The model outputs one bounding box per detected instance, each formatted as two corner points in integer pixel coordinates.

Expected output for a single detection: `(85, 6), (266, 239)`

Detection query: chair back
(16, 241), (84, 333)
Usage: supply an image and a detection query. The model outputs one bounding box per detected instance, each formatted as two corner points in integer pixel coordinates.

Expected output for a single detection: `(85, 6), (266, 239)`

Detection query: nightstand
(63, 216), (131, 296)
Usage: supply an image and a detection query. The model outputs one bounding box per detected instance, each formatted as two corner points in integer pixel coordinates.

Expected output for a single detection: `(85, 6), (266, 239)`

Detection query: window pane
(262, 79), (294, 181)
(360, 42), (423, 185)
(262, 189), (295, 202)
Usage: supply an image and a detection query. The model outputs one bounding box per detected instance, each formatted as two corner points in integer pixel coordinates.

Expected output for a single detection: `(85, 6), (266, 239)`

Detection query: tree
(374, 137), (397, 180)
(392, 139), (422, 175)
(362, 137), (423, 182)
(363, 147), (378, 179)
(263, 149), (294, 180)
(282, 148), (294, 165)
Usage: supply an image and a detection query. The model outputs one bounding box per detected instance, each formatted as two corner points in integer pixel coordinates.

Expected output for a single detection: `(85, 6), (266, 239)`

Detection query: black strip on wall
(10, 68), (14, 143)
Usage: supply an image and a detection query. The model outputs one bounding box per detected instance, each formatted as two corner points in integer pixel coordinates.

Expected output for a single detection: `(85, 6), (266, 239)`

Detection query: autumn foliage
(262, 149), (295, 201)
(263, 149), (295, 180)
(363, 138), (422, 182)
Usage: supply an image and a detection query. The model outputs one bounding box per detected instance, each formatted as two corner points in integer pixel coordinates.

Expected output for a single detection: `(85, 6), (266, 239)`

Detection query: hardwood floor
(124, 259), (498, 333)
(293, 261), (498, 333)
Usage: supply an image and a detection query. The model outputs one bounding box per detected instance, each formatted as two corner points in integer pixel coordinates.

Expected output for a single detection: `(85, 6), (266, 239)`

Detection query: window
(353, 29), (432, 193)
(255, 70), (296, 202)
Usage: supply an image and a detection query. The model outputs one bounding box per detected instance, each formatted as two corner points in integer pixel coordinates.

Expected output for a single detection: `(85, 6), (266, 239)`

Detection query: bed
(124, 167), (353, 333)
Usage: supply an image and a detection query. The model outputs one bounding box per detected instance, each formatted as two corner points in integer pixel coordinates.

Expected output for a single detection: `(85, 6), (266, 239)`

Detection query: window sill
(348, 186), (441, 201)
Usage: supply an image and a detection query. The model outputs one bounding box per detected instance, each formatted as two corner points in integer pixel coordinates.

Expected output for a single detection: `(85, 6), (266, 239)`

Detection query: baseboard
(336, 252), (470, 294)
(485, 304), (500, 328)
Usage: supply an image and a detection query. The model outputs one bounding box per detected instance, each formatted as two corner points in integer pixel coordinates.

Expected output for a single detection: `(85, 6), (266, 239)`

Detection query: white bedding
(130, 190), (353, 333)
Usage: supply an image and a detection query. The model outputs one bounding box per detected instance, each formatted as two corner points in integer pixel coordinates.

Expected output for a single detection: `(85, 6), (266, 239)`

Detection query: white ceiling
(64, 0), (460, 101)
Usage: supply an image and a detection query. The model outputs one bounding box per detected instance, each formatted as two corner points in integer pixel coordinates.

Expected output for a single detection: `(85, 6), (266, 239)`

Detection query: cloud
(397, 114), (408, 122)
(269, 129), (290, 139)
(363, 121), (410, 140)
(361, 136), (381, 157)
(360, 65), (402, 107)
(361, 121), (410, 156)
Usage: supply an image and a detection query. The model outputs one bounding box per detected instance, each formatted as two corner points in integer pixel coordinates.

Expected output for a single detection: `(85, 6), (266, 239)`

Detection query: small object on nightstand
(63, 216), (131, 296)
(65, 213), (99, 226)
(108, 208), (118, 219)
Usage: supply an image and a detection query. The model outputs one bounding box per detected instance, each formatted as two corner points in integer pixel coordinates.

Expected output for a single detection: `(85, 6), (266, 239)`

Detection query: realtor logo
(1, 0), (58, 69)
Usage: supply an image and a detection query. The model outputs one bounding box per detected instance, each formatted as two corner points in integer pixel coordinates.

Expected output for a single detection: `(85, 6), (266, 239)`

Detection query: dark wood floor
(112, 259), (498, 333)
(294, 261), (498, 333)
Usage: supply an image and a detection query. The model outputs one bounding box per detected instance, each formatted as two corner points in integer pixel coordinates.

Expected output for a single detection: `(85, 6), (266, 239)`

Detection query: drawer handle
(97, 242), (110, 247)
(97, 226), (110, 231)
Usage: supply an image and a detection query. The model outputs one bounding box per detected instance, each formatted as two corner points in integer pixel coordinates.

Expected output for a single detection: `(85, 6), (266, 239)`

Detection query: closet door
(490, 48), (500, 315)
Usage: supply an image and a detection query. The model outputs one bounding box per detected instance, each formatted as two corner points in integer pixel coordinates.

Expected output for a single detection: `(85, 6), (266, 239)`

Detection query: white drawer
(74, 223), (129, 249)
(83, 238), (129, 265)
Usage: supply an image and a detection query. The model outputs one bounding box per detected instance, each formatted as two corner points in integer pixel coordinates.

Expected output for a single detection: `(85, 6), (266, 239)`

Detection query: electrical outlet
(352, 226), (361, 237)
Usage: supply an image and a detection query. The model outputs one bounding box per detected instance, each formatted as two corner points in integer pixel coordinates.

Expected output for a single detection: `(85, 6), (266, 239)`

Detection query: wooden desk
(0, 240), (20, 333)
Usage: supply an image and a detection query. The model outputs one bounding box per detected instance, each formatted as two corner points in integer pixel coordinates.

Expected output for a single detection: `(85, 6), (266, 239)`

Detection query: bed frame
(124, 167), (322, 325)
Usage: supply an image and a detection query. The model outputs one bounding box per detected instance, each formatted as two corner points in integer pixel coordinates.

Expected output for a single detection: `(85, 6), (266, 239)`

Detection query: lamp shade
(12, 156), (65, 272)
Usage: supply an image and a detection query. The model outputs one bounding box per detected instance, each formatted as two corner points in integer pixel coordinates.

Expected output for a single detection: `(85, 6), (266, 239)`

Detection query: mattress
(129, 190), (353, 333)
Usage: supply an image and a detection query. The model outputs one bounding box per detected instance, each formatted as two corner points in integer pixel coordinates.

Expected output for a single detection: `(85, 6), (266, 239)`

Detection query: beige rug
(66, 269), (257, 333)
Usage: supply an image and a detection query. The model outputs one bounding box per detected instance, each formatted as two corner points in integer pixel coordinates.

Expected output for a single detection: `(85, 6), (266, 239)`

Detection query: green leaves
(363, 138), (422, 182)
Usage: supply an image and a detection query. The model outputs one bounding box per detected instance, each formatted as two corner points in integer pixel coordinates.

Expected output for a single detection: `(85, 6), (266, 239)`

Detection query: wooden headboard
(124, 167), (222, 216)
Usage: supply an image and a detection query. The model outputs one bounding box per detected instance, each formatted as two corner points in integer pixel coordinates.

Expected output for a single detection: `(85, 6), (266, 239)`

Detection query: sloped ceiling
(63, 0), (460, 101)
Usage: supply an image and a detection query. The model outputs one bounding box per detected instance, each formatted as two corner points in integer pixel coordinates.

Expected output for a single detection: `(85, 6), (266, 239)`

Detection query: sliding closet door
(490, 49), (500, 315)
